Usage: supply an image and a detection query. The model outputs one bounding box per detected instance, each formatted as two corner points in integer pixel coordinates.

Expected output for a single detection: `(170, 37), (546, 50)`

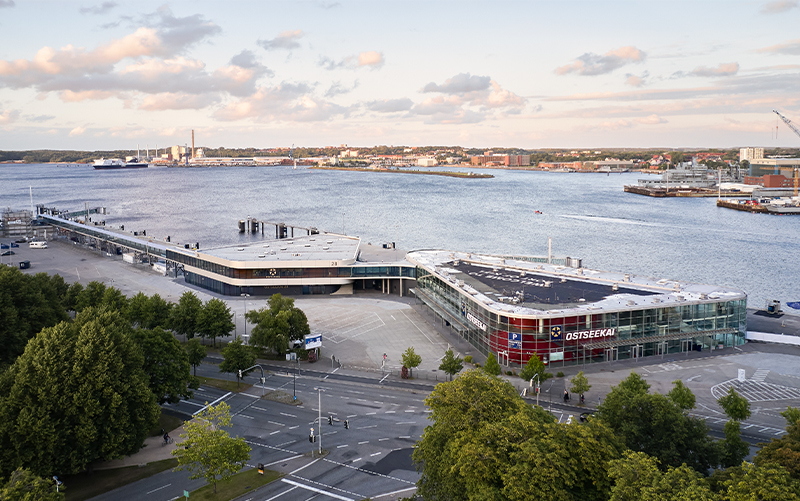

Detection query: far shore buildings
(470, 152), (531, 167)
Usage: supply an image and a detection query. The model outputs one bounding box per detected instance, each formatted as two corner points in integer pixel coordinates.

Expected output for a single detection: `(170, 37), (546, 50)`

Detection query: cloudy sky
(1, 0), (799, 150)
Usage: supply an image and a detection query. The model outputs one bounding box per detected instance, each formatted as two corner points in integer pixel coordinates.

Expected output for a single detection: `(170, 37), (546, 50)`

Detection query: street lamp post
(531, 373), (540, 407)
(240, 293), (250, 341)
(317, 388), (324, 454)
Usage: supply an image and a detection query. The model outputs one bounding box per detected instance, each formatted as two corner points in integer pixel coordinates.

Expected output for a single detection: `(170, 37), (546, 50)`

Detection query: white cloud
(69, 126), (86, 136)
(761, 0), (798, 14)
(80, 2), (117, 15)
(214, 82), (349, 122)
(366, 98), (413, 113)
(357, 51), (383, 68)
(758, 39), (800, 55)
(637, 114), (667, 125)
(257, 30), (304, 51)
(140, 92), (220, 110)
(556, 46), (646, 76)
(0, 0), (15, 7)
(0, 108), (20, 124)
(422, 73), (491, 94)
(325, 80), (358, 97)
(319, 51), (384, 70)
(688, 63), (739, 77)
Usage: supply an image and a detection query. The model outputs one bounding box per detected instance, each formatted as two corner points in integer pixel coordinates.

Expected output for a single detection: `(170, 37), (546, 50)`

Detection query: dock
(624, 186), (744, 197)
(716, 199), (800, 215)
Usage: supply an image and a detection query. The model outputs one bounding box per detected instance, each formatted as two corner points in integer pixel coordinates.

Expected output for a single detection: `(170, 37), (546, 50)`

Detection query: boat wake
(560, 214), (661, 227)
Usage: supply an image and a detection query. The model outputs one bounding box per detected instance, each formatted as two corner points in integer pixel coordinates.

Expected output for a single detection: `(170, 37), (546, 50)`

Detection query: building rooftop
(407, 250), (746, 317)
(201, 233), (360, 265)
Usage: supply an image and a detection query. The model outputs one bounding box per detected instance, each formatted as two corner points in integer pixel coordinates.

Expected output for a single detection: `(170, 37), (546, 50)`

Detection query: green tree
(598, 372), (720, 473)
(668, 380), (696, 411)
(755, 407), (800, 478)
(127, 291), (150, 327)
(718, 387), (751, 421)
(169, 291), (203, 340)
(141, 293), (173, 330)
(198, 298), (234, 346)
(608, 451), (717, 501)
(670, 151), (685, 166)
(0, 307), (159, 477)
(519, 353), (551, 385)
(219, 339), (256, 388)
(401, 346), (422, 378)
(0, 467), (64, 501)
(414, 369), (623, 501)
(185, 338), (207, 377)
(172, 402), (250, 494)
(246, 294), (310, 355)
(438, 349), (463, 381)
(0, 267), (70, 368)
(73, 281), (107, 312)
(724, 462), (800, 500)
(482, 354), (502, 376)
(569, 371), (591, 401)
(131, 327), (194, 404)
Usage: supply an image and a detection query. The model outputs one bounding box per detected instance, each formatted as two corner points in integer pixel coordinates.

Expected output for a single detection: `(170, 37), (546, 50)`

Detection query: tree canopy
(755, 406), (800, 478)
(414, 369), (624, 500)
(0, 467), (64, 501)
(597, 372), (720, 473)
(482, 354), (502, 376)
(131, 327), (194, 404)
(401, 346), (422, 377)
(219, 339), (256, 388)
(438, 349), (463, 381)
(172, 402), (250, 493)
(169, 291), (203, 340)
(198, 298), (234, 346)
(0, 307), (159, 477)
(519, 354), (551, 385)
(185, 338), (207, 377)
(246, 294), (309, 354)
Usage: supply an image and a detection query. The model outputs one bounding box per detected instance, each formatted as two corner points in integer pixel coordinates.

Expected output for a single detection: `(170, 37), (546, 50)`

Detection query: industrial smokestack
(191, 130), (195, 159)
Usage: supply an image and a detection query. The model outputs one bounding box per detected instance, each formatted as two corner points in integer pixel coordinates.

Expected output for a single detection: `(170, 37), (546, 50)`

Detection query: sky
(1, 0), (799, 150)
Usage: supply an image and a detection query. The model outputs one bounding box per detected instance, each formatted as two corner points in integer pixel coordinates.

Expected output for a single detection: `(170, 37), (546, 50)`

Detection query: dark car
(10, 242), (19, 247)
(14, 238), (27, 243)
(1, 250), (15, 256)
(0, 243), (8, 249)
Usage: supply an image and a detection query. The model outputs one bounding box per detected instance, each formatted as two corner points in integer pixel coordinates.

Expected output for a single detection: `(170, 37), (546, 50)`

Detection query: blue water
(2, 163), (798, 308)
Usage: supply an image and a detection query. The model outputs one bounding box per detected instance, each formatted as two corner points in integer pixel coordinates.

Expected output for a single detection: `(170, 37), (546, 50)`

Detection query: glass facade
(415, 266), (747, 367)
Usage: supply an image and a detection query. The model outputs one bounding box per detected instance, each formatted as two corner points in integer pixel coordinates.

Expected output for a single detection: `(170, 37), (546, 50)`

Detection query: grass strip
(63, 458), (178, 501)
(196, 376), (253, 393)
(189, 467), (281, 501)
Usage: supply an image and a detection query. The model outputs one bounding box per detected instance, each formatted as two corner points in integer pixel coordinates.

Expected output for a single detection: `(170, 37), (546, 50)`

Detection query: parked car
(10, 242), (19, 247)
(14, 238), (27, 243)
(1, 250), (15, 256)
(0, 243), (9, 249)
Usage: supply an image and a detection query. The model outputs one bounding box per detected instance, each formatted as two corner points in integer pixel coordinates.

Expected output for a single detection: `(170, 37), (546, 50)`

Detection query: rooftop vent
(327, 240), (333, 244)
(304, 244), (311, 247)
(612, 283), (619, 291)
(676, 295), (684, 301)
(624, 274), (630, 282)
(263, 244), (270, 247)
(323, 246), (329, 250)
(237, 247), (244, 251)
(544, 281), (553, 288)
(700, 293), (708, 300)
(627, 300), (636, 306)
(258, 254), (265, 258)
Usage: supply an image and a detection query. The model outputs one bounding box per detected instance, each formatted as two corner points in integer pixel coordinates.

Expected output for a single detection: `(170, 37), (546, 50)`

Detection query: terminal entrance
(605, 347), (618, 362)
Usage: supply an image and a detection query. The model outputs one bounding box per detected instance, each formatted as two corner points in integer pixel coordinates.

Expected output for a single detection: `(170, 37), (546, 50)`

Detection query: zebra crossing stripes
(751, 369), (770, 383)
(711, 379), (800, 402)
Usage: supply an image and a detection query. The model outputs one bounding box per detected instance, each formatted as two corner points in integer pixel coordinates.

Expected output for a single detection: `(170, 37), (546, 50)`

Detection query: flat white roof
(201, 234), (360, 266)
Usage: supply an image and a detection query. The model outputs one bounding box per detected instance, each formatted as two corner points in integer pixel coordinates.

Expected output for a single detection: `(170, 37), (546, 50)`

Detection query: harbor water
(2, 163), (798, 309)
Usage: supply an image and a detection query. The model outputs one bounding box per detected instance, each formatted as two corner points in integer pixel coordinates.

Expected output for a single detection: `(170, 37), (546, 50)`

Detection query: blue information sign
(509, 341), (522, 349)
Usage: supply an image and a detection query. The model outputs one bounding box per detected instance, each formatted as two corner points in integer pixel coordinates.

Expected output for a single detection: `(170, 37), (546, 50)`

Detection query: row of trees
(413, 369), (800, 500)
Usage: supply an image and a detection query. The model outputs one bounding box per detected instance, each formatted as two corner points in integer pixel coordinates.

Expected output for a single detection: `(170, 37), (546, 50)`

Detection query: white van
(29, 241), (48, 249)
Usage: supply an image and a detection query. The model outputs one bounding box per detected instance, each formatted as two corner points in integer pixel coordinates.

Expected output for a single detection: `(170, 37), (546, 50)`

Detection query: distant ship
(93, 158), (149, 170)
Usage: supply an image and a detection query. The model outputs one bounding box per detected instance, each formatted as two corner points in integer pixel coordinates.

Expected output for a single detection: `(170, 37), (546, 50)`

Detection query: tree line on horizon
(4, 147), (799, 165)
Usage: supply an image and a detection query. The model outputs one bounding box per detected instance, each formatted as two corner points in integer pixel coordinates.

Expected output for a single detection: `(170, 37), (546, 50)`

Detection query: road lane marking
(270, 430), (281, 435)
(146, 483), (171, 494)
(252, 406), (268, 411)
(399, 436), (411, 439)
(337, 445), (349, 448)
(280, 412), (297, 418)
(268, 421), (285, 426)
(385, 411), (396, 414)
(240, 415), (254, 420)
(379, 438), (389, 441)
(357, 425), (377, 430)
(281, 479), (355, 501)
(397, 422), (416, 425)
(264, 485), (297, 501)
(372, 487), (417, 499)
(380, 374), (390, 383)
(366, 412), (376, 415)
(358, 441), (369, 444)
(288, 425), (299, 430)
(193, 392), (233, 415)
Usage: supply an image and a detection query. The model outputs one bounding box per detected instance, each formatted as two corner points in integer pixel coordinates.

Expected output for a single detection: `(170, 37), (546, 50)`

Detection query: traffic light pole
(318, 388), (322, 455)
(240, 364), (266, 398)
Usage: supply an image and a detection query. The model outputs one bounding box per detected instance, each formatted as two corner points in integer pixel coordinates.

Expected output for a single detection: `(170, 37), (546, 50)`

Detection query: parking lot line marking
(358, 441), (369, 445)
(397, 422), (415, 425)
(347, 414), (357, 418)
(270, 430), (281, 435)
(366, 412), (376, 415)
(357, 425), (377, 429)
(288, 425), (299, 430)
(337, 445), (349, 448)
(379, 438), (390, 441)
(404, 410), (414, 413)
(399, 436), (411, 439)
(385, 411), (396, 414)
(240, 414), (254, 420)
(352, 457), (362, 463)
(371, 452), (382, 456)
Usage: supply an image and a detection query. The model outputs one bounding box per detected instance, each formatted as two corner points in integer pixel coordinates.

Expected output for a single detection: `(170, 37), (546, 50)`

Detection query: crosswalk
(751, 369), (770, 383)
(711, 378), (800, 402)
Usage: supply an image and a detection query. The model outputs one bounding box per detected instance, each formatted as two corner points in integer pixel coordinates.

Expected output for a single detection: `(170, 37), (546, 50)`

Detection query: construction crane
(772, 109), (800, 197)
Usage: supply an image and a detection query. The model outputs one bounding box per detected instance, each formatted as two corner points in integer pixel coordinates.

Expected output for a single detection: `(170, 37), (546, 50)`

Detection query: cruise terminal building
(41, 213), (747, 368)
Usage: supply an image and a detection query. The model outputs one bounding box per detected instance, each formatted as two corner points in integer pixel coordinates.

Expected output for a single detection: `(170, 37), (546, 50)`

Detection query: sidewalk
(94, 424), (187, 470)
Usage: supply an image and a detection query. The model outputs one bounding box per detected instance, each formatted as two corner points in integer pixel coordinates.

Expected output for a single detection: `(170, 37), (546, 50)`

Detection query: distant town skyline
(1, 0), (799, 150)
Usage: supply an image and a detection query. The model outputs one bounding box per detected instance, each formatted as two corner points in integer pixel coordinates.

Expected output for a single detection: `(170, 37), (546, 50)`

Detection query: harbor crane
(772, 109), (800, 197)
